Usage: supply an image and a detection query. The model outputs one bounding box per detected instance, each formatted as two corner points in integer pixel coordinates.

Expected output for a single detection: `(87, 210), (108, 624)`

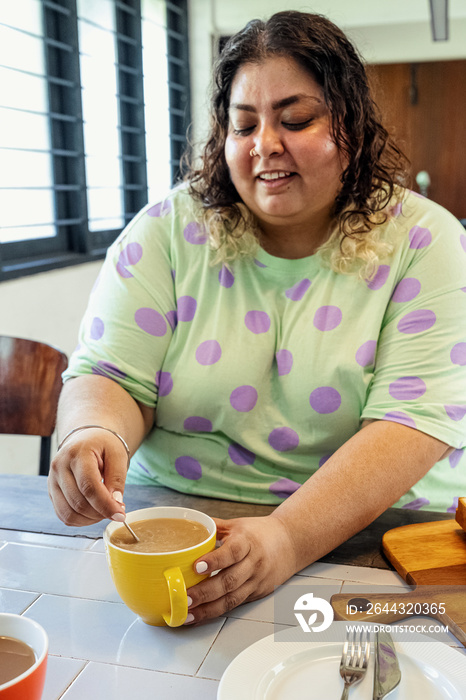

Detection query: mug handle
(162, 566), (188, 627)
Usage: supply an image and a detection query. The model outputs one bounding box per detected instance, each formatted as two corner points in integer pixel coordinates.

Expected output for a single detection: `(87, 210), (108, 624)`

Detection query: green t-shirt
(65, 187), (466, 511)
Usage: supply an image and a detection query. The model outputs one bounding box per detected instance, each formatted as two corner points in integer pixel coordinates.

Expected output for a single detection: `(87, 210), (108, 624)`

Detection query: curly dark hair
(185, 11), (410, 255)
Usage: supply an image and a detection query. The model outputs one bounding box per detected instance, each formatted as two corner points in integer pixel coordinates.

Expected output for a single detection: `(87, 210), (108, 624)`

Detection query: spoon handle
(123, 521), (140, 542)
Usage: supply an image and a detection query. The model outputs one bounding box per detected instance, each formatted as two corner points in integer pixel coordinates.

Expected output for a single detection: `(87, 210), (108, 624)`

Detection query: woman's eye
(232, 126), (255, 136)
(283, 118), (314, 130)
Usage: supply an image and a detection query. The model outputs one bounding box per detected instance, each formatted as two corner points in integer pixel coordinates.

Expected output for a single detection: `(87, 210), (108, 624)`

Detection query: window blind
(0, 0), (190, 281)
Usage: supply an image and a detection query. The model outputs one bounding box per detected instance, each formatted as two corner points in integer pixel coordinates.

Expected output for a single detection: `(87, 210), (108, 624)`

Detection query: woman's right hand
(48, 427), (128, 527)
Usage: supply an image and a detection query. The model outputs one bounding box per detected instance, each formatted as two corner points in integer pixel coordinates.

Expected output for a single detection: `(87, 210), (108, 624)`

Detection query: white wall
(0, 262), (101, 475)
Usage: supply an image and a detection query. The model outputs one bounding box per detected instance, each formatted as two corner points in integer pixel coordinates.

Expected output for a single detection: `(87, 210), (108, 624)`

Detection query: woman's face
(224, 56), (345, 241)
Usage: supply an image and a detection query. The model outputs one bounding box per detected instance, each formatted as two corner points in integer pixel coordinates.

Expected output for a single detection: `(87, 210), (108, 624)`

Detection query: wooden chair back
(0, 336), (68, 476)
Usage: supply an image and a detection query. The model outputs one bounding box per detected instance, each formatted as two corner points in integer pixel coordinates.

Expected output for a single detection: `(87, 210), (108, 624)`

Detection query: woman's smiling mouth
(258, 171), (292, 180)
(257, 170), (296, 188)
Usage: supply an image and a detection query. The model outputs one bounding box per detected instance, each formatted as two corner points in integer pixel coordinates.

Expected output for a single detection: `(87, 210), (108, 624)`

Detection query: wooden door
(367, 60), (466, 219)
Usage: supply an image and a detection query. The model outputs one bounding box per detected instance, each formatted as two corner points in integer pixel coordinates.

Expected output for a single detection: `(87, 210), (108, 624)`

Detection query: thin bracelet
(57, 425), (131, 470)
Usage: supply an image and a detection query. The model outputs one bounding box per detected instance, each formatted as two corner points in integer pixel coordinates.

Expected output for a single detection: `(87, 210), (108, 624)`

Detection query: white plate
(217, 625), (466, 700)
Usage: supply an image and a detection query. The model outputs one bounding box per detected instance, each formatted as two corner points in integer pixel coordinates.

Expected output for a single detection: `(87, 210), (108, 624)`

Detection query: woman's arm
(271, 419), (450, 569)
(184, 419), (450, 623)
(48, 374), (154, 526)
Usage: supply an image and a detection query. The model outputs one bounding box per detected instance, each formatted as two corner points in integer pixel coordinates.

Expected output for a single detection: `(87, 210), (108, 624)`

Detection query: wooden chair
(0, 336), (68, 476)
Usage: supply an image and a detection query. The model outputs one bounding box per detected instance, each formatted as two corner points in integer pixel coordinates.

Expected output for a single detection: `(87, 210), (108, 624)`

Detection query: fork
(339, 629), (371, 699)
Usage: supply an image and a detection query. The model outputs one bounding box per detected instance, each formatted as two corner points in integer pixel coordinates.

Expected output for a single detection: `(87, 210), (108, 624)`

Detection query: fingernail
(184, 613), (195, 624)
(113, 491), (124, 503)
(111, 513), (126, 522)
(187, 595), (193, 607)
(196, 561), (208, 574)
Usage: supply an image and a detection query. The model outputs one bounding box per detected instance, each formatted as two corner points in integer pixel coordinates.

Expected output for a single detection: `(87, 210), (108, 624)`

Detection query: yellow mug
(104, 506), (216, 627)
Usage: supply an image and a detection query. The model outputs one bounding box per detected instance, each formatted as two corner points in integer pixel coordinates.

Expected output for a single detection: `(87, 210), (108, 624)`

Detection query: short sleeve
(63, 197), (177, 407)
(361, 202), (466, 448)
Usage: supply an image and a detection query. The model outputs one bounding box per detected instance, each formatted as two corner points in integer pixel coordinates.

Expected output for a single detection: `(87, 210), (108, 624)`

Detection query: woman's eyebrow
(230, 94), (323, 113)
(272, 94), (322, 109)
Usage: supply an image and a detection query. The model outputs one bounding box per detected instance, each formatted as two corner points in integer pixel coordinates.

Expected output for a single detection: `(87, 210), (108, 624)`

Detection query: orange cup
(0, 614), (48, 700)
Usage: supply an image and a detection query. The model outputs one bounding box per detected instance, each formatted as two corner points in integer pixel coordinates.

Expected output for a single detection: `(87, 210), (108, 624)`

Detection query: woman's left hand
(185, 514), (298, 623)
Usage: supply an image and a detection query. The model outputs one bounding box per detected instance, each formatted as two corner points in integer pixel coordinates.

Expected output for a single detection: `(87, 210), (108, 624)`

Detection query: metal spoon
(112, 491), (139, 542)
(123, 520), (140, 542)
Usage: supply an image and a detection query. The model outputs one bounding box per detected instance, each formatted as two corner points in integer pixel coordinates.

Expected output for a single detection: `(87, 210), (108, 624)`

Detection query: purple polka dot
(450, 342), (466, 366)
(119, 242), (143, 267)
(116, 262), (134, 279)
(397, 309), (436, 334)
(409, 226), (432, 249)
(116, 243), (142, 278)
(391, 202), (403, 217)
(391, 278), (421, 303)
(90, 316), (104, 340)
(383, 411), (417, 429)
(183, 416), (213, 432)
(444, 405), (466, 421)
(228, 443), (256, 466)
(96, 360), (127, 379)
(155, 370), (173, 397)
(389, 376), (426, 400)
(183, 221), (207, 245)
(230, 385), (258, 412)
(309, 387), (341, 414)
(276, 349), (293, 376)
(268, 427), (299, 452)
(178, 296), (197, 322)
(135, 308), (167, 336)
(366, 265), (390, 290)
(318, 453), (332, 468)
(447, 497), (459, 514)
(147, 200), (172, 217)
(137, 461), (150, 475)
(196, 340), (222, 365)
(254, 258), (267, 268)
(401, 497), (430, 510)
(460, 234), (466, 253)
(219, 266), (235, 288)
(91, 366), (110, 378)
(313, 306), (342, 331)
(245, 310), (271, 334)
(269, 478), (301, 499)
(285, 278), (311, 301)
(355, 340), (377, 367)
(449, 449), (464, 468)
(175, 456), (202, 480)
(461, 287), (466, 293)
(165, 310), (178, 331)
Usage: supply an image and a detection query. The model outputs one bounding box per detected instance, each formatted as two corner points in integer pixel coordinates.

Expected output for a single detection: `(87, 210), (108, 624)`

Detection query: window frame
(0, 0), (190, 282)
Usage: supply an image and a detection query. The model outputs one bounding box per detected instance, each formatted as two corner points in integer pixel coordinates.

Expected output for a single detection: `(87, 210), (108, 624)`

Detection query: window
(0, 0), (190, 281)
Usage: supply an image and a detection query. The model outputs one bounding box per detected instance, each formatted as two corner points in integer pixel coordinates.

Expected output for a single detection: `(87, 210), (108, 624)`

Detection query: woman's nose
(253, 124), (285, 159)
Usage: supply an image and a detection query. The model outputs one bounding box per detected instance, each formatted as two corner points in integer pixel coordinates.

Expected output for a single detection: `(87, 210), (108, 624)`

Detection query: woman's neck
(258, 216), (334, 260)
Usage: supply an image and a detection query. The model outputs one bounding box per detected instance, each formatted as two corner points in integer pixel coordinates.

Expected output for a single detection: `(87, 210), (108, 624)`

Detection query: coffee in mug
(0, 636), (36, 685)
(104, 506), (216, 627)
(0, 614), (48, 700)
(110, 517), (211, 553)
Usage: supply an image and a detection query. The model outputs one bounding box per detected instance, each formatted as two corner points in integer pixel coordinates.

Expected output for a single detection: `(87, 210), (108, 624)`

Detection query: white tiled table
(1, 526), (464, 700)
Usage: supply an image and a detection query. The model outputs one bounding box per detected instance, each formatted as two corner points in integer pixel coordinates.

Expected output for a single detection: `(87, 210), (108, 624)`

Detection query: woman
(49, 12), (466, 623)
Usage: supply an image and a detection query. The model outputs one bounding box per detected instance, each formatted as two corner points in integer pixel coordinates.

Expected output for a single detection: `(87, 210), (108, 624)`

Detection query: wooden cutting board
(331, 499), (466, 646)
